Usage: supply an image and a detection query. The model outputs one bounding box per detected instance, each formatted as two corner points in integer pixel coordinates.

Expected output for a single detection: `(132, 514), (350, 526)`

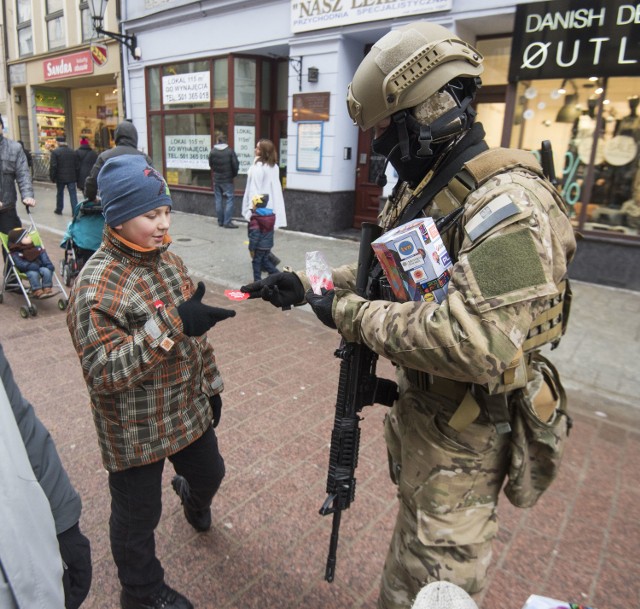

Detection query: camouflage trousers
(378, 377), (511, 609)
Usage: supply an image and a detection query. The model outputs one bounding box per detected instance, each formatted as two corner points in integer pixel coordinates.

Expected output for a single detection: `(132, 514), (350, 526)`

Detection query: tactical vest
(390, 148), (573, 431)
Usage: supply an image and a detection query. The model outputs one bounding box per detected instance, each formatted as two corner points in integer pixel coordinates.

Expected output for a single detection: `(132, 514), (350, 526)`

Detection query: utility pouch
(504, 353), (572, 508)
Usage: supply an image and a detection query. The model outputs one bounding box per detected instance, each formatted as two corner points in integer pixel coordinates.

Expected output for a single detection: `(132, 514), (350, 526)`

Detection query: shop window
(16, 0), (33, 56)
(148, 67), (161, 111)
(510, 77), (640, 239)
(234, 58), (256, 108)
(475, 38), (511, 86)
(261, 63), (271, 111)
(164, 114), (212, 188)
(46, 0), (65, 50)
(276, 61), (288, 111)
(71, 86), (118, 154)
(146, 54), (280, 193)
(214, 58), (228, 108)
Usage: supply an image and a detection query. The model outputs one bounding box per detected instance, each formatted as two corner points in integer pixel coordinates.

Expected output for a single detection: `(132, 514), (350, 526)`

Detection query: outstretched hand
(178, 282), (236, 337)
(305, 288), (337, 329)
(240, 272), (305, 310)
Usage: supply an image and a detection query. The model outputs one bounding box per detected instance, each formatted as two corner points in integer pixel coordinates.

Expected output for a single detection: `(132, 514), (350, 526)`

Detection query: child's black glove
(177, 282), (236, 337)
(210, 393), (222, 428)
(240, 272), (305, 310)
(58, 522), (92, 609)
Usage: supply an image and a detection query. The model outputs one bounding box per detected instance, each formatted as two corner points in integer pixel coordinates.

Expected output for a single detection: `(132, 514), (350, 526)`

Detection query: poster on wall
(165, 135), (210, 169)
(235, 125), (256, 174)
(162, 72), (210, 105)
(296, 122), (323, 172)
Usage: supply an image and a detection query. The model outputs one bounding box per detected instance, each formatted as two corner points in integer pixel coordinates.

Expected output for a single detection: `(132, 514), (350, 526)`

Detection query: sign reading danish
(44, 51), (93, 81)
(509, 0), (640, 81)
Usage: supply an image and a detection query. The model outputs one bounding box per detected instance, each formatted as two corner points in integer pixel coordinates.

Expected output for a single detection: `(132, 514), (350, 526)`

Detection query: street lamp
(89, 0), (141, 60)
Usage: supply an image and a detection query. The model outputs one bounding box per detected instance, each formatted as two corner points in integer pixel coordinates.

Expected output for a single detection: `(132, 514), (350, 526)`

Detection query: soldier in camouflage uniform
(241, 22), (576, 609)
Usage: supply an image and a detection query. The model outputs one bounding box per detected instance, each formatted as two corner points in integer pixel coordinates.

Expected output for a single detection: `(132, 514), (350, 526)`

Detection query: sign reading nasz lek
(291, 0), (451, 33)
(509, 0), (640, 82)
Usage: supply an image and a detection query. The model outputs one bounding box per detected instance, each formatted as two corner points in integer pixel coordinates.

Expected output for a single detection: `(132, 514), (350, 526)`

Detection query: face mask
(372, 116), (439, 187)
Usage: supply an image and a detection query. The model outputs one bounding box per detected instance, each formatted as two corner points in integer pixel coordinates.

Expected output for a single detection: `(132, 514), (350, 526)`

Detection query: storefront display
(35, 88), (66, 152)
(70, 86), (118, 152)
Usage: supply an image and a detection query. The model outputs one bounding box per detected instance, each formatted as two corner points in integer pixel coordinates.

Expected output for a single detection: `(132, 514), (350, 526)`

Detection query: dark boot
(120, 583), (193, 609)
(171, 475), (211, 532)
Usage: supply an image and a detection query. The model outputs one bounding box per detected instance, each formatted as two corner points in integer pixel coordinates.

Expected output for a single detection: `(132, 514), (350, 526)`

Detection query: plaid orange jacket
(67, 228), (222, 472)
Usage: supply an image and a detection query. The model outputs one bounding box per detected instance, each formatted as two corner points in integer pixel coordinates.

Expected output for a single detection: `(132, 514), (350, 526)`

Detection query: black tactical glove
(210, 393), (222, 428)
(57, 522), (92, 609)
(240, 272), (305, 310)
(177, 282), (236, 336)
(305, 288), (337, 329)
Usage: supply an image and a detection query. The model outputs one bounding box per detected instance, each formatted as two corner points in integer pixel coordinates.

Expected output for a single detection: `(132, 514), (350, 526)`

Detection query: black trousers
(108, 425), (225, 598)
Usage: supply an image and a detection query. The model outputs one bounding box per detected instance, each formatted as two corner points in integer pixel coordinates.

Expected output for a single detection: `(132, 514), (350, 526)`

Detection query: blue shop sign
(509, 0), (640, 81)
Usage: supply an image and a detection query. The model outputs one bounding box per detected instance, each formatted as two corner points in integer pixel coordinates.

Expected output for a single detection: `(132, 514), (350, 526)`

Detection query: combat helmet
(347, 22), (483, 131)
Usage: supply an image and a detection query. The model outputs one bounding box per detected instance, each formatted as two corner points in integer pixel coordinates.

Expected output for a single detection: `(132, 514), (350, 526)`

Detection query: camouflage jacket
(67, 228), (222, 472)
(327, 149), (576, 390)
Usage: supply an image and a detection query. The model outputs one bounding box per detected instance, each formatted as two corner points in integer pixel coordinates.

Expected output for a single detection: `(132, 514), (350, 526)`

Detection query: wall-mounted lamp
(556, 79), (580, 123)
(288, 56), (303, 92)
(307, 67), (319, 83)
(14, 93), (21, 104)
(89, 0), (141, 60)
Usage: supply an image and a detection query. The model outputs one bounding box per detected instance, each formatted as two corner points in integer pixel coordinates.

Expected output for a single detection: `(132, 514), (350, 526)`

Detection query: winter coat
(83, 122), (152, 202)
(49, 144), (78, 184)
(67, 228), (222, 472)
(208, 144), (239, 183)
(76, 144), (98, 191)
(0, 136), (33, 212)
(241, 160), (287, 228)
(248, 208), (276, 251)
(0, 342), (82, 609)
(10, 247), (55, 274)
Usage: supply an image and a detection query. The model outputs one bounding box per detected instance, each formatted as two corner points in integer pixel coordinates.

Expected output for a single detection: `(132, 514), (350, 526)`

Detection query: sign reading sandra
(44, 51), (93, 81)
(509, 0), (640, 81)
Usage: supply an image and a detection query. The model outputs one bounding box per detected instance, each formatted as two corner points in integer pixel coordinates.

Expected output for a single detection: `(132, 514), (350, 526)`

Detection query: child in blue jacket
(248, 194), (280, 281)
(7, 227), (57, 299)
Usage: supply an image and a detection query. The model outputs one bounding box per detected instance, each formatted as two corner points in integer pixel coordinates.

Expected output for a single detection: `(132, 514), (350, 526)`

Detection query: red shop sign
(44, 51), (94, 81)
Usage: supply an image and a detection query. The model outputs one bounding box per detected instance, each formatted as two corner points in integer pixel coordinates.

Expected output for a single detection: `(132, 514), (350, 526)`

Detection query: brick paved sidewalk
(1, 229), (638, 609)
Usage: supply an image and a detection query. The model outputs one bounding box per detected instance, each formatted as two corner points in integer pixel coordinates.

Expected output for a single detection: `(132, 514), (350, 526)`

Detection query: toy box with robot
(371, 217), (453, 303)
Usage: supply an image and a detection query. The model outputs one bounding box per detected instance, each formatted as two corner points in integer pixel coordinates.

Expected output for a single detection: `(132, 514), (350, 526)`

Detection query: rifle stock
(319, 222), (397, 583)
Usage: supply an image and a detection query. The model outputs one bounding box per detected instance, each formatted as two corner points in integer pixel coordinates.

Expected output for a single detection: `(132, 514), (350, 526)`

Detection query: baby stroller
(60, 199), (104, 287)
(0, 211), (69, 318)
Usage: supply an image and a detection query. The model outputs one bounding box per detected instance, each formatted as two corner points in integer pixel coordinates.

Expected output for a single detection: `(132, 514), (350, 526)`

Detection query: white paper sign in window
(162, 72), (210, 105)
(166, 135), (210, 169)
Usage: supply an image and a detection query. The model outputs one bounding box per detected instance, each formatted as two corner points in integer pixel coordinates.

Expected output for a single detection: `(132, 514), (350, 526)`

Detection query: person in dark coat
(208, 135), (239, 228)
(83, 122), (152, 202)
(0, 341), (92, 609)
(49, 136), (79, 215)
(75, 137), (98, 196)
(0, 115), (35, 236)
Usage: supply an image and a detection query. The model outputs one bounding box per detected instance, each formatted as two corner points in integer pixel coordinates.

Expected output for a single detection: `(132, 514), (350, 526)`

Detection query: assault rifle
(319, 222), (398, 583)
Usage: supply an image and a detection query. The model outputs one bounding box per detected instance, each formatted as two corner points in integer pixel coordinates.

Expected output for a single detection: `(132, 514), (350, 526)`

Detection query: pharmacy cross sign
(509, 0), (640, 82)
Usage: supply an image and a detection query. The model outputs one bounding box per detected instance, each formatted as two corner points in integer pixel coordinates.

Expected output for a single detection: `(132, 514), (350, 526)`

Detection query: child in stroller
(7, 227), (57, 299)
(60, 199), (104, 286)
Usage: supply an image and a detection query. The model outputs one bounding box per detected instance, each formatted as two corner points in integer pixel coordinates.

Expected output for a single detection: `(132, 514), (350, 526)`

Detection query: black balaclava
(372, 78), (480, 188)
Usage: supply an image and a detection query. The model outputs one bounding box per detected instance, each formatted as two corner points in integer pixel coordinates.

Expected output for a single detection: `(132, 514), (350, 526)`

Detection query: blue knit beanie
(98, 155), (172, 227)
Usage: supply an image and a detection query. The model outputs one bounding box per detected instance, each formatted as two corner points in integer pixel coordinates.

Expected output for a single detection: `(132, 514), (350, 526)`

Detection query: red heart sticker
(224, 289), (250, 301)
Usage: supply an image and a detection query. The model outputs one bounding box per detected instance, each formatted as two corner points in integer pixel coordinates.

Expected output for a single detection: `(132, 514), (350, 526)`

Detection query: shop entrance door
(353, 127), (385, 228)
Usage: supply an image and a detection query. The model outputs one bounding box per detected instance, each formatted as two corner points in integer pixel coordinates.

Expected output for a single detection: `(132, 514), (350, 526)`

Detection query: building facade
(3, 0), (124, 179)
(3, 0), (639, 289)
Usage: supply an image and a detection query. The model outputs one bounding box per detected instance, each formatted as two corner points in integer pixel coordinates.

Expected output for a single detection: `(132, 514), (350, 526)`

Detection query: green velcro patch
(468, 228), (546, 298)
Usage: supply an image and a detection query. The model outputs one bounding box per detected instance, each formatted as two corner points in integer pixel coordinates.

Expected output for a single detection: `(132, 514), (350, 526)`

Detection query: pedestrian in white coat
(241, 139), (287, 228)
